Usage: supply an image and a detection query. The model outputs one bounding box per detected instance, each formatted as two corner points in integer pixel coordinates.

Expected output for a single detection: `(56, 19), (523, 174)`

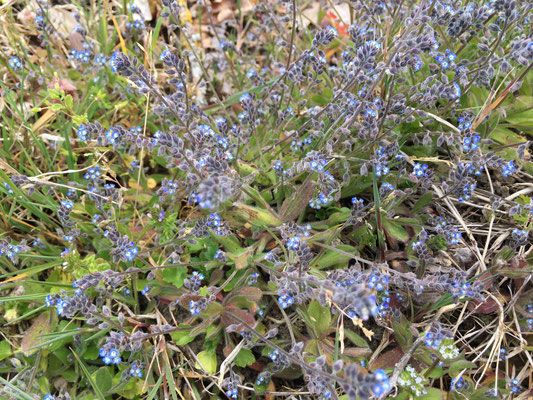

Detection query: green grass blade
(146, 374), (164, 400)
(0, 376), (37, 400)
(71, 349), (106, 400)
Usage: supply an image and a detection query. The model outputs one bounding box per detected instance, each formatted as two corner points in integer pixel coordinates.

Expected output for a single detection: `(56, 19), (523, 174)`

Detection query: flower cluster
(425, 323), (454, 351)
(433, 217), (462, 245)
(129, 362), (143, 378)
(342, 364), (391, 400)
(184, 271), (205, 292)
(450, 376), (468, 391)
(398, 366), (427, 397)
(99, 348), (122, 365)
(5, 0), (533, 398)
(507, 378), (523, 394)
(510, 228), (529, 248)
(222, 371), (241, 399)
(0, 239), (29, 265)
(103, 227), (139, 262)
(9, 56), (22, 70)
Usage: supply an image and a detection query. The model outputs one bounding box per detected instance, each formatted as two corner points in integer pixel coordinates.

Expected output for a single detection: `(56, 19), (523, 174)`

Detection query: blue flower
(239, 92), (252, 103)
(9, 57), (22, 70)
(256, 374), (269, 385)
(462, 135), (480, 152)
(413, 163), (429, 178)
(278, 294), (294, 309)
(106, 127), (121, 145)
(213, 249), (226, 262)
(226, 388), (238, 399)
(45, 294), (57, 308)
(123, 245), (139, 262)
(95, 53), (106, 66)
(130, 362), (143, 378)
(61, 200), (74, 210)
(84, 166), (101, 180)
(141, 286), (152, 296)
(246, 68), (257, 79)
(371, 369), (390, 396)
(77, 124), (89, 142)
(287, 236), (304, 250)
(56, 300), (67, 316)
(189, 299), (204, 315)
(100, 348), (121, 365)
(309, 192), (332, 209)
(451, 376), (466, 391)
(508, 378), (522, 393)
(501, 160), (516, 178)
(3, 183), (13, 194)
(413, 55), (422, 71)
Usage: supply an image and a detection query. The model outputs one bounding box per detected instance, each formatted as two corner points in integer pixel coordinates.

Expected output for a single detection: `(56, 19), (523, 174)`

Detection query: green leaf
(234, 348), (255, 367)
(312, 244), (355, 269)
(448, 360), (477, 376)
(417, 388), (445, 400)
(0, 341), (12, 361)
(307, 300), (331, 338)
(229, 246), (253, 270)
(382, 217), (409, 241)
(489, 126), (525, 144)
(21, 311), (52, 356)
(65, 94), (73, 109)
(164, 357), (179, 400)
(62, 369), (79, 382)
(412, 193), (433, 215)
(93, 367), (113, 393)
(392, 317), (413, 349)
(202, 301), (223, 317)
(232, 202), (281, 226)
(48, 89), (60, 99)
(72, 113), (88, 126)
(195, 350), (217, 374)
(393, 392), (410, 400)
(212, 233), (243, 253)
(171, 326), (196, 345)
(162, 266), (187, 288)
(343, 330), (369, 348)
(49, 103), (64, 111)
(424, 366), (445, 378)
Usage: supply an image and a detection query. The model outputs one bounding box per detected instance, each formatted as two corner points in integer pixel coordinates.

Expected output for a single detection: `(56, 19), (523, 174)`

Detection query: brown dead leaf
(342, 347), (372, 357)
(133, 0), (153, 21)
(371, 346), (404, 370)
(468, 293), (508, 314)
(48, 5), (83, 36)
(351, 317), (375, 340)
(280, 176), (316, 222)
(207, 0), (255, 23)
(20, 311), (51, 356)
(32, 109), (56, 134)
(17, 6), (36, 25)
(128, 178), (156, 190)
(221, 306), (255, 330)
